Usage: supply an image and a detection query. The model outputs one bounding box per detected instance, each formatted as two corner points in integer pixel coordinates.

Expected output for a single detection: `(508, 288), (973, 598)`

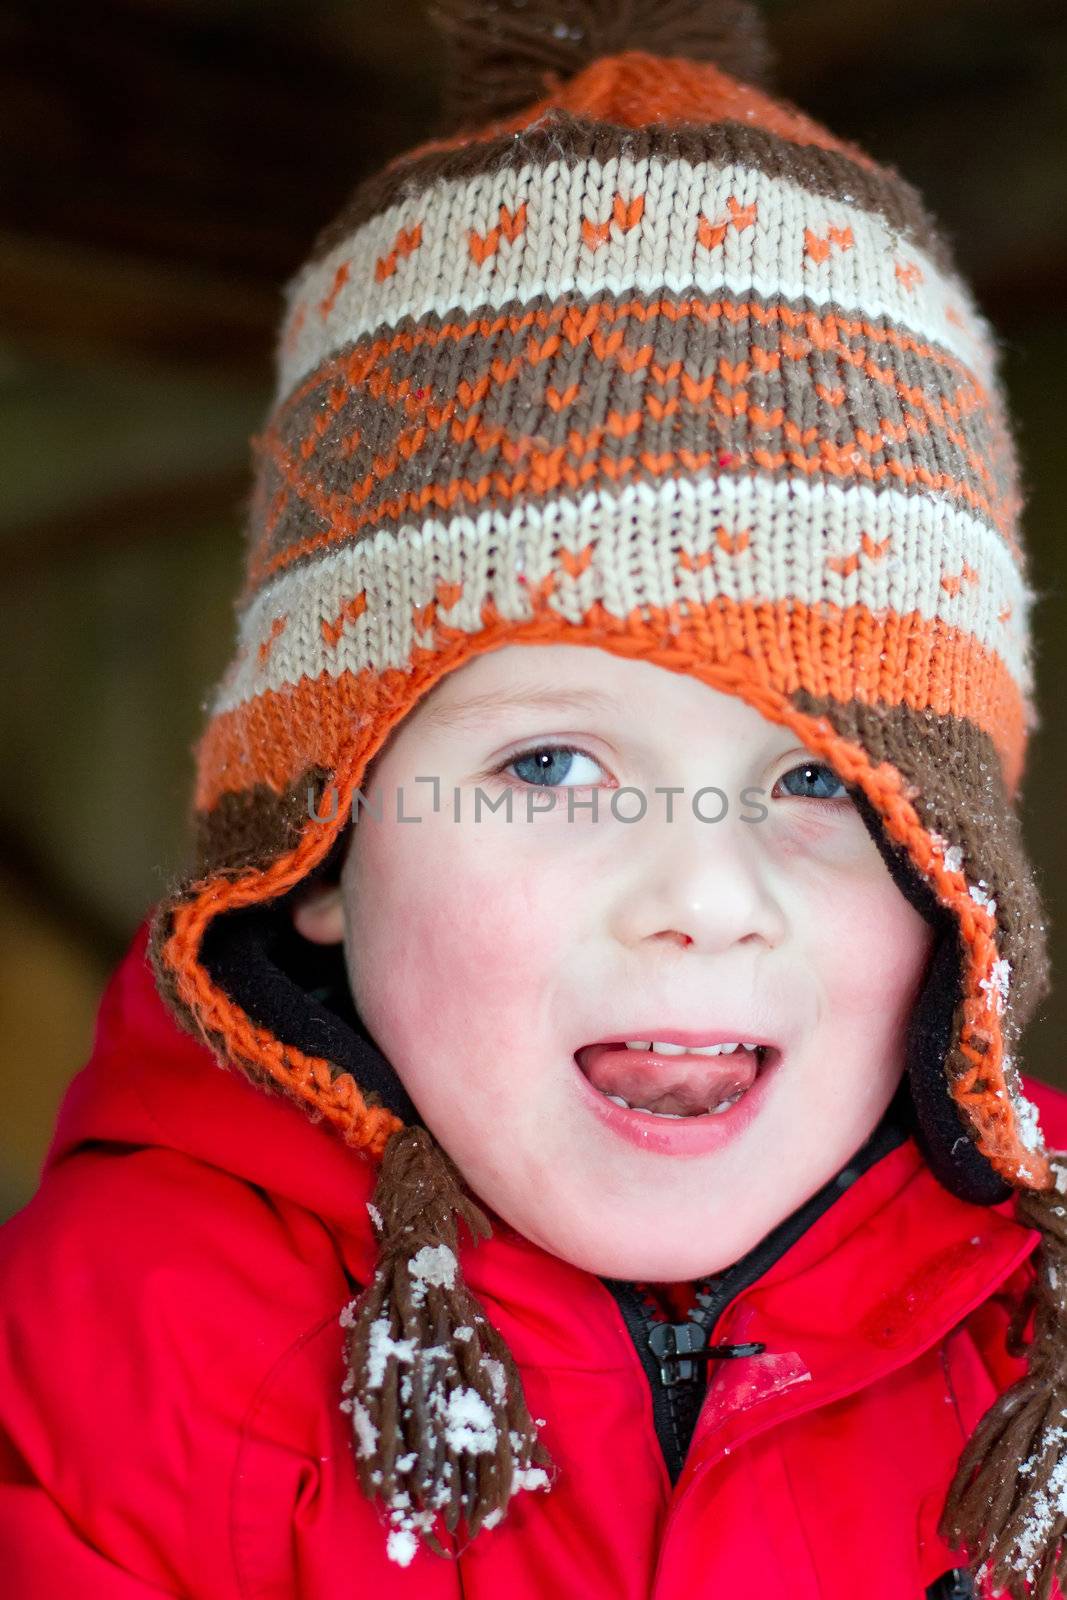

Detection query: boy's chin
(526, 1221), (753, 1282)
(463, 1170), (770, 1279)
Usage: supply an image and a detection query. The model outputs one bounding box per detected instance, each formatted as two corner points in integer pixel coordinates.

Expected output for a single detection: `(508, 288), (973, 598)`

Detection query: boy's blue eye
(501, 744), (602, 788)
(774, 760), (850, 802)
(496, 748), (850, 804)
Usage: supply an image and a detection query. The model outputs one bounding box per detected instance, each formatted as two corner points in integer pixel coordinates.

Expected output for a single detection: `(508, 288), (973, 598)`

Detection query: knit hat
(148, 1), (1067, 1591)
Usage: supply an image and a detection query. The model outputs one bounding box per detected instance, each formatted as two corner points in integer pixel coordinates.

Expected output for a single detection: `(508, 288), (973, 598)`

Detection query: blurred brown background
(1, 0), (1065, 1220)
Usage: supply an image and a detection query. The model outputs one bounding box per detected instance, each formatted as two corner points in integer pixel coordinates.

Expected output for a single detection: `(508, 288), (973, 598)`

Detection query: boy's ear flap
(846, 780), (1013, 1207)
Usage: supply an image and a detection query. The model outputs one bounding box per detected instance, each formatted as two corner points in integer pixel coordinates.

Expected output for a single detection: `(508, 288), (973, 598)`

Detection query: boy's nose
(610, 809), (787, 956)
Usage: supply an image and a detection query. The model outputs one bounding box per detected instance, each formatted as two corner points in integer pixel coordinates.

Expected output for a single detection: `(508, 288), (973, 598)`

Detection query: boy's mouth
(573, 1037), (778, 1119)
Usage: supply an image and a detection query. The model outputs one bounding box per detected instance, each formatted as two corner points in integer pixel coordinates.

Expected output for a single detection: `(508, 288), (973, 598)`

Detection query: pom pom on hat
(426, 0), (775, 133)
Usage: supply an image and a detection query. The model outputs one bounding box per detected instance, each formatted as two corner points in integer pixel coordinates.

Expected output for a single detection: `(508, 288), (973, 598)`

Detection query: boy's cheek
(361, 825), (565, 981)
(347, 857), (565, 1062)
(813, 890), (936, 1012)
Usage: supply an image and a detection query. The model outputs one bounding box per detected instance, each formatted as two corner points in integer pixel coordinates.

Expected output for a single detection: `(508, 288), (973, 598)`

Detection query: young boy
(3, 2), (1067, 1596)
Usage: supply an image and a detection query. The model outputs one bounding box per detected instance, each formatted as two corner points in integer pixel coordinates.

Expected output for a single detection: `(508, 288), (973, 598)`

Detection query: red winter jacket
(2, 916), (1065, 1600)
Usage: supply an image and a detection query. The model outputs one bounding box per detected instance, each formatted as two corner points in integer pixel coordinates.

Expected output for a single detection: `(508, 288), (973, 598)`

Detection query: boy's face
(294, 643), (937, 1281)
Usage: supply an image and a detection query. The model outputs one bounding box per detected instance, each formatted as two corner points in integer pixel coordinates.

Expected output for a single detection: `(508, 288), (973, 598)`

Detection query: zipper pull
(647, 1321), (766, 1386)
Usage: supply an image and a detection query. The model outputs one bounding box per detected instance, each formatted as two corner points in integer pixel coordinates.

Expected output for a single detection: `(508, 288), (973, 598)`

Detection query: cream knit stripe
(277, 155), (994, 400)
(211, 475), (1035, 719)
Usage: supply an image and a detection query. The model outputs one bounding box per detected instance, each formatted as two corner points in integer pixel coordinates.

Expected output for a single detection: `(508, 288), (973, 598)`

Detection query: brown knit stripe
(192, 764), (335, 880)
(275, 289), (994, 429)
(309, 110), (953, 276)
(192, 775), (347, 886)
(249, 287), (1014, 593)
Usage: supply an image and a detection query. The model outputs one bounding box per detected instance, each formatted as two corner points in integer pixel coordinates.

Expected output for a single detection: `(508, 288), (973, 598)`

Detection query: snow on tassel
(939, 1155), (1067, 1599)
(337, 1124), (556, 1566)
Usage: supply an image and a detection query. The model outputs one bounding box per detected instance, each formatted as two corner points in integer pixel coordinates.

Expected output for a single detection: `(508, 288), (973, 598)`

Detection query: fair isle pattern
(252, 288), (1019, 600)
(310, 60), (953, 271)
(278, 156), (993, 404)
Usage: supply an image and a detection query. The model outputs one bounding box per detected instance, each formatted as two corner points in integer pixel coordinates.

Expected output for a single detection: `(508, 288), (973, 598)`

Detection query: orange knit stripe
(195, 596), (1027, 813)
(392, 51), (878, 173)
(164, 605), (1045, 1184)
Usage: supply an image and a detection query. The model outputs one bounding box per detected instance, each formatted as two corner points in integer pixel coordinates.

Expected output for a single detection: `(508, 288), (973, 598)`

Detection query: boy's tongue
(576, 1042), (758, 1115)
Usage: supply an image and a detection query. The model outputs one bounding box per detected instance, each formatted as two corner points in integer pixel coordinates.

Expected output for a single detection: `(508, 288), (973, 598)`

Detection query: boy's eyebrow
(420, 684), (625, 728)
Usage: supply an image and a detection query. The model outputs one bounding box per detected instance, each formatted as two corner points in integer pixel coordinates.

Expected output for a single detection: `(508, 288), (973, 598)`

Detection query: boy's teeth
(601, 1088), (746, 1117)
(624, 1040), (750, 1056)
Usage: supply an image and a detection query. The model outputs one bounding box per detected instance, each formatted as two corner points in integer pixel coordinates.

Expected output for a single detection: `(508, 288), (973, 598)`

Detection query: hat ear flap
(845, 780), (1013, 1207)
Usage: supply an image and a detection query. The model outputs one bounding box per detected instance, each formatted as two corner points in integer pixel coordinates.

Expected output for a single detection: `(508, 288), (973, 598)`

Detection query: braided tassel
(338, 1125), (557, 1565)
(939, 1153), (1067, 1600)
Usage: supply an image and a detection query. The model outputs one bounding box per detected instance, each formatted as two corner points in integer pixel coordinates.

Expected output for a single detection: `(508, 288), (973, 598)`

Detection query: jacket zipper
(605, 1281), (691, 1481)
(599, 1086), (913, 1485)
(601, 1247), (775, 1485)
(925, 1570), (974, 1599)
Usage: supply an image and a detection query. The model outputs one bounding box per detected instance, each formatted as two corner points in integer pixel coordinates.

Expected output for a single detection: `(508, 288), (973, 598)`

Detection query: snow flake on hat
(383, 1499), (439, 1568)
(968, 879), (998, 916)
(979, 957), (1012, 1017)
(440, 1386), (498, 1454)
(928, 836), (1002, 921)
(929, 832), (964, 875)
(346, 1397), (380, 1457)
(1012, 1088), (1044, 1155)
(482, 1356), (507, 1404)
